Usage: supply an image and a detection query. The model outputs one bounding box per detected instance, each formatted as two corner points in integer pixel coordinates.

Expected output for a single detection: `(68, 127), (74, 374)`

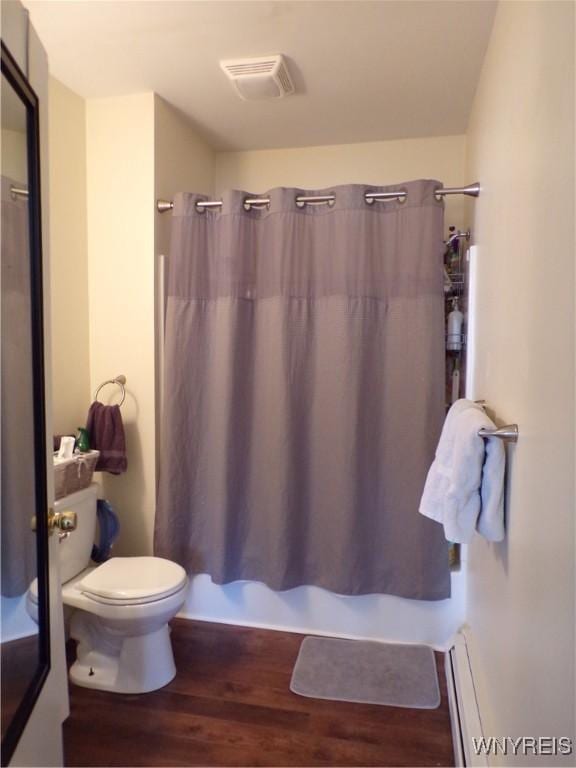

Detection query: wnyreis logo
(472, 737), (573, 757)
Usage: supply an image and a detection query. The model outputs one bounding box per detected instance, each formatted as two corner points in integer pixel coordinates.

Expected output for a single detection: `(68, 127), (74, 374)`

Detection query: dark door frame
(1, 39), (51, 766)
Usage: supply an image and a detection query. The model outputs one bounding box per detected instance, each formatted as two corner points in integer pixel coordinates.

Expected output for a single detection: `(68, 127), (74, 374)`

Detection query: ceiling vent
(220, 55), (295, 101)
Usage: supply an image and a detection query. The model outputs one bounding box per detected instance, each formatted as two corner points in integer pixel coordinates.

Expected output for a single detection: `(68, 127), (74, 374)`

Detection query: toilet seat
(79, 556), (187, 606)
(29, 578), (38, 604)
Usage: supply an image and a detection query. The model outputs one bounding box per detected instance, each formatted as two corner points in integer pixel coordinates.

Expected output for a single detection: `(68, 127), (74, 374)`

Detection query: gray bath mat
(290, 636), (440, 709)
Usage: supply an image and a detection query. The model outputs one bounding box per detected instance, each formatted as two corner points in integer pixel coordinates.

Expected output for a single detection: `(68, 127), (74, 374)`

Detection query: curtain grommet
(295, 195), (335, 209)
(364, 190), (407, 206)
(244, 198), (270, 212)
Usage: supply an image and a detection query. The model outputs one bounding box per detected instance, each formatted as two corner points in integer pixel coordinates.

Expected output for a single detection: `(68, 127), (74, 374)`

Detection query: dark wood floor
(63, 619), (454, 767)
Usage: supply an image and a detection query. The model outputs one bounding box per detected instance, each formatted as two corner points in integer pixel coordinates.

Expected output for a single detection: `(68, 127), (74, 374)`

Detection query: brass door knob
(31, 509), (78, 535)
(49, 510), (77, 533)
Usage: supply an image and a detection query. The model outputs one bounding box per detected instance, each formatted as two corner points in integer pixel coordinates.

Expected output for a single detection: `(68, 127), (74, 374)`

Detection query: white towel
(419, 399), (505, 544)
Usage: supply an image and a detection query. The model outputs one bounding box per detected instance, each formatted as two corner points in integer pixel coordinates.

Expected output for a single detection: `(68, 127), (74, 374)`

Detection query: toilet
(27, 484), (188, 694)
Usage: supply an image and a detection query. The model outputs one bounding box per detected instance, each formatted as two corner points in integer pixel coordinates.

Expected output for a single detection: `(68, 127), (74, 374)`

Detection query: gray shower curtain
(155, 180), (450, 599)
(1, 176), (37, 597)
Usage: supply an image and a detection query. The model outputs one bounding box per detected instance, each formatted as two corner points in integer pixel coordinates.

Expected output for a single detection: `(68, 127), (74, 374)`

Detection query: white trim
(446, 648), (465, 767)
(464, 244), (478, 400)
(445, 631), (488, 767)
(176, 610), (460, 653)
(178, 572), (466, 650)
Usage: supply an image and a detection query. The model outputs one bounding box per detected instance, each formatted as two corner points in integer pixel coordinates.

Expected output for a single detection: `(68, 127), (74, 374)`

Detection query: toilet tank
(55, 483), (98, 584)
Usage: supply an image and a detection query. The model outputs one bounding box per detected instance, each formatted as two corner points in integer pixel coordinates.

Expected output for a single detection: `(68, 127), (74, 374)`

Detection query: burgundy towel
(86, 402), (127, 475)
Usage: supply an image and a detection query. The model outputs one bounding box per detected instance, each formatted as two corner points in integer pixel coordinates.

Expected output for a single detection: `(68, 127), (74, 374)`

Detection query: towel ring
(94, 375), (126, 407)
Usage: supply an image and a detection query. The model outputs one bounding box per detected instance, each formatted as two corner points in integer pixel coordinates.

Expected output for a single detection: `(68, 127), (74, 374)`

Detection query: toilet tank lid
(54, 482), (98, 512)
(79, 556), (187, 601)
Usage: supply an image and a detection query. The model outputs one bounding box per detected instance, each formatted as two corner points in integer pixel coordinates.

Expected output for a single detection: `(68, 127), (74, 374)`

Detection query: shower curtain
(1, 176), (37, 597)
(155, 180), (450, 599)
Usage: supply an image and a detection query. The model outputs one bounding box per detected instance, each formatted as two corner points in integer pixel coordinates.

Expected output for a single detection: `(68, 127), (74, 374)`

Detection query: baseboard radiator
(445, 633), (488, 767)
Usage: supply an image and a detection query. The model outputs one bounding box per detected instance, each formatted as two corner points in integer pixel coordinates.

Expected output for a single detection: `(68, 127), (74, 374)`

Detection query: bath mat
(290, 636), (440, 709)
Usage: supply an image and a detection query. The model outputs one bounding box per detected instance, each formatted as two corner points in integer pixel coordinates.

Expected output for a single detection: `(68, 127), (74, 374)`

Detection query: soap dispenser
(76, 427), (90, 453)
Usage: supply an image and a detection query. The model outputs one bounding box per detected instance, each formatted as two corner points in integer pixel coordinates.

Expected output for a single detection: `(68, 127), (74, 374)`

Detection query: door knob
(31, 509), (78, 535)
(49, 510), (77, 533)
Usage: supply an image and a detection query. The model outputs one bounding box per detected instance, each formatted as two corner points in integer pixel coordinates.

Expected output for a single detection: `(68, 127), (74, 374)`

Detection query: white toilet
(28, 484), (188, 694)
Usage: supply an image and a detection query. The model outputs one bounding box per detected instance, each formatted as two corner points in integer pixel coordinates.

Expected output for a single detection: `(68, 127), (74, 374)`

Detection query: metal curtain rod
(10, 185), (29, 200)
(156, 182), (481, 213)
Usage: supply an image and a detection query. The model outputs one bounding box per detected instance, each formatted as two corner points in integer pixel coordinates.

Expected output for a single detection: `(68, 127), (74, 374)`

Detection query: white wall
(465, 0), (575, 760)
(48, 77), (90, 437)
(85, 93), (156, 556)
(215, 134), (468, 229)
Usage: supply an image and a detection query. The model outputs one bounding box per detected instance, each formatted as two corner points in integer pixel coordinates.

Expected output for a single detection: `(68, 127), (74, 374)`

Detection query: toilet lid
(79, 557), (187, 602)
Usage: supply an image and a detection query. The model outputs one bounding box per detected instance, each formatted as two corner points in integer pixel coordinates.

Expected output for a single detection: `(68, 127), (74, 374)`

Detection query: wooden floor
(63, 619), (454, 767)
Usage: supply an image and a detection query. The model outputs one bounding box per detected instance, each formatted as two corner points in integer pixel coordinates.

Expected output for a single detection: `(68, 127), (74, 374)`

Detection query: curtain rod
(156, 182), (480, 213)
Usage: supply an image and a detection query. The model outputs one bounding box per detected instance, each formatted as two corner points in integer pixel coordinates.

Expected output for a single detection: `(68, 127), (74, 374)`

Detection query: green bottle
(76, 427), (90, 453)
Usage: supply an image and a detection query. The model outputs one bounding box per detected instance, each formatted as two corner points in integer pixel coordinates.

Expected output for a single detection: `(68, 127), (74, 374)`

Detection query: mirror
(1, 42), (50, 764)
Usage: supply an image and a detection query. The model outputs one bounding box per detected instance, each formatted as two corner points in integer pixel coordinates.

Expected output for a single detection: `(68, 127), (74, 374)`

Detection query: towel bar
(478, 424), (518, 442)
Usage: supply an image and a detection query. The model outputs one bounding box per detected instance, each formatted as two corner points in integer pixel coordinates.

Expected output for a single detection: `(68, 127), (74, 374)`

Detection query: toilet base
(69, 612), (177, 693)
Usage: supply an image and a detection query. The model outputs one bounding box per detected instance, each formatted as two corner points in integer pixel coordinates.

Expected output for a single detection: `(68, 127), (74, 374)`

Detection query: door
(1, 36), (69, 767)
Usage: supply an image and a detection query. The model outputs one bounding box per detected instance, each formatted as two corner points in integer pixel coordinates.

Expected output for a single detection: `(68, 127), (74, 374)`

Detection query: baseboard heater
(445, 632), (488, 767)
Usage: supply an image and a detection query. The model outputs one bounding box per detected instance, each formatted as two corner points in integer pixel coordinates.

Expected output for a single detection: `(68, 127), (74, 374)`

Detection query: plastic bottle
(76, 427), (90, 453)
(451, 359), (461, 403)
(446, 297), (463, 351)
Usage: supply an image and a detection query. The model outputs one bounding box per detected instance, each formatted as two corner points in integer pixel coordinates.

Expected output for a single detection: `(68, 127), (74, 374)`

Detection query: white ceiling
(23, 0), (497, 151)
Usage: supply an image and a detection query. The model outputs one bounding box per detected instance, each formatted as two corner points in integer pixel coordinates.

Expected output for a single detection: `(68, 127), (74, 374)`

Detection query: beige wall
(465, 0), (574, 757)
(154, 96), (214, 210)
(83, 92), (214, 556)
(48, 77), (90, 437)
(215, 134), (468, 229)
(86, 93), (156, 555)
(154, 95), (214, 489)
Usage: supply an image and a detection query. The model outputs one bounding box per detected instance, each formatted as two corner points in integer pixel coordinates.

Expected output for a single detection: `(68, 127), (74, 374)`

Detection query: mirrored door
(0, 41), (50, 766)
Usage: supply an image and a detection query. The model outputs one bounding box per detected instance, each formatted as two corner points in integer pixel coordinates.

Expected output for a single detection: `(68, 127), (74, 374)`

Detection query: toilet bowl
(28, 485), (188, 694)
